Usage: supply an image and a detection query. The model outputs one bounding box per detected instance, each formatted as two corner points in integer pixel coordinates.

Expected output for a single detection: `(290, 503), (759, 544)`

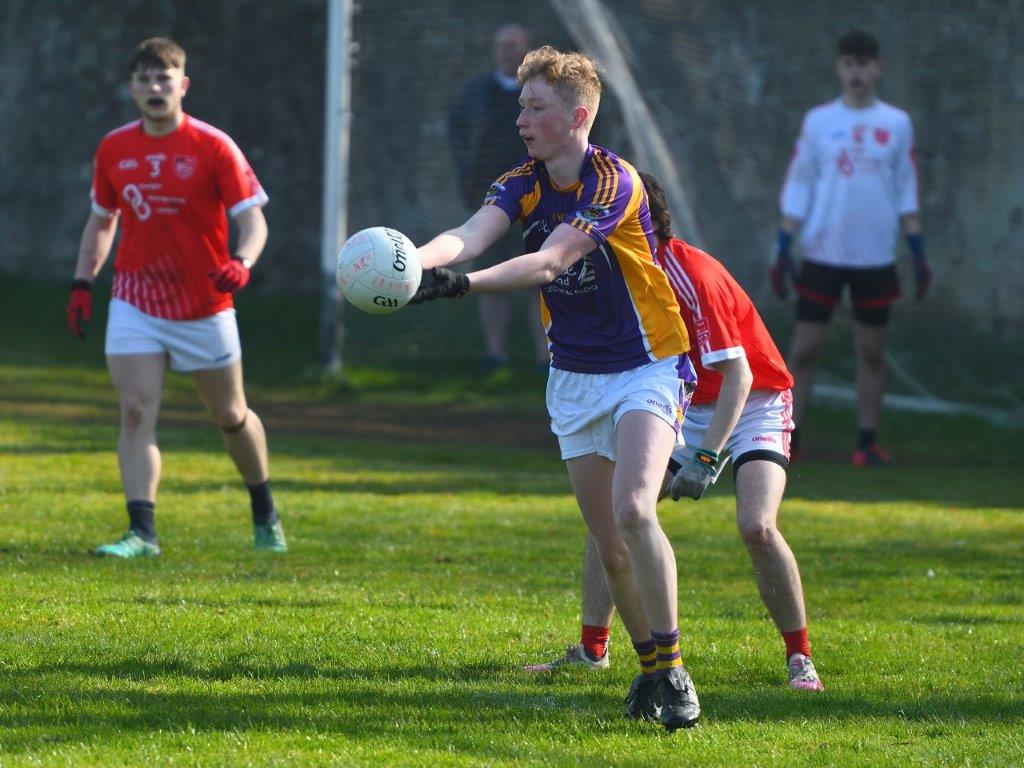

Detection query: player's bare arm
(467, 222), (592, 293)
(73, 212), (119, 281)
(700, 355), (754, 454)
(67, 212), (119, 339)
(412, 220), (592, 304)
(209, 206), (267, 294)
(668, 355), (752, 502)
(234, 206), (269, 265)
(418, 205), (511, 269)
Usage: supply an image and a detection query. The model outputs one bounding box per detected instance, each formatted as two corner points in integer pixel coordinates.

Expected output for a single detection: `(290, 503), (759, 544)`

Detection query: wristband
(71, 278), (92, 291)
(694, 448), (720, 471)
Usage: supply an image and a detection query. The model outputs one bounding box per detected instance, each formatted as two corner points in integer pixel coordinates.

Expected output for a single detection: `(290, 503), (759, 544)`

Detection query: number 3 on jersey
(123, 183), (152, 221)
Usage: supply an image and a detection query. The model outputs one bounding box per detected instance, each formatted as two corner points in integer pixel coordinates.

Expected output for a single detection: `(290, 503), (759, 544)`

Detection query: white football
(335, 227), (422, 314)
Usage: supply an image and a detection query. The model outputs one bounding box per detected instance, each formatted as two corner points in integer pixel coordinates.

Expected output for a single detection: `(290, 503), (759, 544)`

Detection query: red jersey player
(66, 37), (286, 557)
(525, 172), (824, 694)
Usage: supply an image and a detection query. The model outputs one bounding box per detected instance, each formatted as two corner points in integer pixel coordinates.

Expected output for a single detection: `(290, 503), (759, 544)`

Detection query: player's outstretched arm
(417, 206), (511, 270)
(468, 222), (593, 293)
(410, 222), (592, 305)
(67, 212), (119, 339)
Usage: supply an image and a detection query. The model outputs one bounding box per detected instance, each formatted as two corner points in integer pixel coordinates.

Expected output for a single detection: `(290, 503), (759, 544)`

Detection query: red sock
(782, 627), (811, 659)
(581, 624), (610, 661)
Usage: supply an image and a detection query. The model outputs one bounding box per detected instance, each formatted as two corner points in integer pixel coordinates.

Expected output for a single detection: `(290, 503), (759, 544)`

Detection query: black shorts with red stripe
(795, 261), (901, 326)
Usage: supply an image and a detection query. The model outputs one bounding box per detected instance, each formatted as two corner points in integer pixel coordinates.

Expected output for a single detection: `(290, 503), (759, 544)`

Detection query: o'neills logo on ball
(384, 228), (408, 272)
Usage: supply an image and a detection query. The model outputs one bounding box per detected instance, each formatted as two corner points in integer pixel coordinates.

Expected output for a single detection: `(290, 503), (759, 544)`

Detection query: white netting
(345, 0), (1024, 422)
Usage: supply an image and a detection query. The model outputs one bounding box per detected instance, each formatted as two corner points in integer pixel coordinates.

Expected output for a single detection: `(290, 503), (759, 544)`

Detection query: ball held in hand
(336, 227), (422, 315)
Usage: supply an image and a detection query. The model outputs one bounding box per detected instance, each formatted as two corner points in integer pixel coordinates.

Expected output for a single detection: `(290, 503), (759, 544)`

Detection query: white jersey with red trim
(90, 114), (267, 320)
(780, 98), (918, 268)
(656, 239), (793, 406)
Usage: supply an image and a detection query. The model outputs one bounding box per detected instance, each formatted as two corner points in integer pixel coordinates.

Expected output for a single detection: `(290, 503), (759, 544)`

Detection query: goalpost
(319, 0), (354, 372)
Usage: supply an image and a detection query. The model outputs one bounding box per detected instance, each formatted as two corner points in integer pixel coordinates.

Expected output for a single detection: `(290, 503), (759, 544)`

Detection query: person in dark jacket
(448, 24), (549, 370)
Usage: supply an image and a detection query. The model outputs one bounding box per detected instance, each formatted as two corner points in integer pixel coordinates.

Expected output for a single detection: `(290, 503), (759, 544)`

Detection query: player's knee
(858, 345), (885, 372)
(121, 398), (156, 434)
(597, 540), (631, 575)
(613, 498), (654, 536)
(738, 521), (778, 551)
(216, 406), (249, 433)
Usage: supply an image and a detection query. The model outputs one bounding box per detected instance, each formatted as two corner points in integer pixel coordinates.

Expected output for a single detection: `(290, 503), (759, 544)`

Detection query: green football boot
(253, 520), (288, 553)
(93, 530), (161, 558)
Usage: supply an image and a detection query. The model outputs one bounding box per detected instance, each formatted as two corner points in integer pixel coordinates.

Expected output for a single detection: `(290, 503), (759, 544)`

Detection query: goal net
(344, 0), (1024, 423)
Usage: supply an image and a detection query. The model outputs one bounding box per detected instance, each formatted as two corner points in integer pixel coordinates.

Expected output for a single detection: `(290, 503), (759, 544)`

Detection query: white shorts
(105, 298), (242, 372)
(548, 357), (685, 461)
(672, 389), (794, 469)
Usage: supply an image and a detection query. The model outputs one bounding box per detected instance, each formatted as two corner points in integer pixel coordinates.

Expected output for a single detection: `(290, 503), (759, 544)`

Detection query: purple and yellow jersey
(483, 145), (689, 373)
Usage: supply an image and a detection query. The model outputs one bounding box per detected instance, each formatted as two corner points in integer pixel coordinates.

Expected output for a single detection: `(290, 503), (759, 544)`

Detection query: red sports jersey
(90, 115), (268, 320)
(657, 239), (793, 405)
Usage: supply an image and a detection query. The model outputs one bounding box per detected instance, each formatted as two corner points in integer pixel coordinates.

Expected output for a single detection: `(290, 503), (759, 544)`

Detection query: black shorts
(795, 261), (901, 326)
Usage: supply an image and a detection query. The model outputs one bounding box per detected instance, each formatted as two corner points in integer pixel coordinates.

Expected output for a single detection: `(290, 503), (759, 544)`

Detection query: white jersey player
(769, 29), (932, 467)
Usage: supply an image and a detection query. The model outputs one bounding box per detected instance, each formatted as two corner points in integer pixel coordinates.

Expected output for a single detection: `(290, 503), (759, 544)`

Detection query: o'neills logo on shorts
(646, 399), (673, 417)
(753, 436), (776, 443)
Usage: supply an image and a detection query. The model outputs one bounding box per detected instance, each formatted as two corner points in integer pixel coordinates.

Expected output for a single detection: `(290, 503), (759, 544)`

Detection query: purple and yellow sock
(632, 638), (658, 679)
(652, 628), (683, 672)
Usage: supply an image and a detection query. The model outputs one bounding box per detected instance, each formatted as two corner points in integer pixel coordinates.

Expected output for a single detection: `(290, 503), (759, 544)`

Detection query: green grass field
(1, 274), (1022, 766)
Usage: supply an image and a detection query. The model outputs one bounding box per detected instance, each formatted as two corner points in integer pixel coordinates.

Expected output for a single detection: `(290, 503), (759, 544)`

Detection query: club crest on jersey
(174, 155), (198, 179)
(874, 128), (890, 145)
(576, 202), (610, 225)
(483, 181), (506, 203)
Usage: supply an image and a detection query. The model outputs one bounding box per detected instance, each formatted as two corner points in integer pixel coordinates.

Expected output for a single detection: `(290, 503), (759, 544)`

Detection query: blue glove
(906, 234), (931, 300)
(769, 230), (795, 299)
(668, 448), (721, 501)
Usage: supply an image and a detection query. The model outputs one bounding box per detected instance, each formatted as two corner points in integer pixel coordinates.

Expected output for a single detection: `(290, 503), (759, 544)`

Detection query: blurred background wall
(1, 0), (1021, 411)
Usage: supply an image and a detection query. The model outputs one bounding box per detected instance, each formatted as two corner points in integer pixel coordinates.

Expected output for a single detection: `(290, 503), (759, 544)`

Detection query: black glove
(409, 267), (471, 305)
